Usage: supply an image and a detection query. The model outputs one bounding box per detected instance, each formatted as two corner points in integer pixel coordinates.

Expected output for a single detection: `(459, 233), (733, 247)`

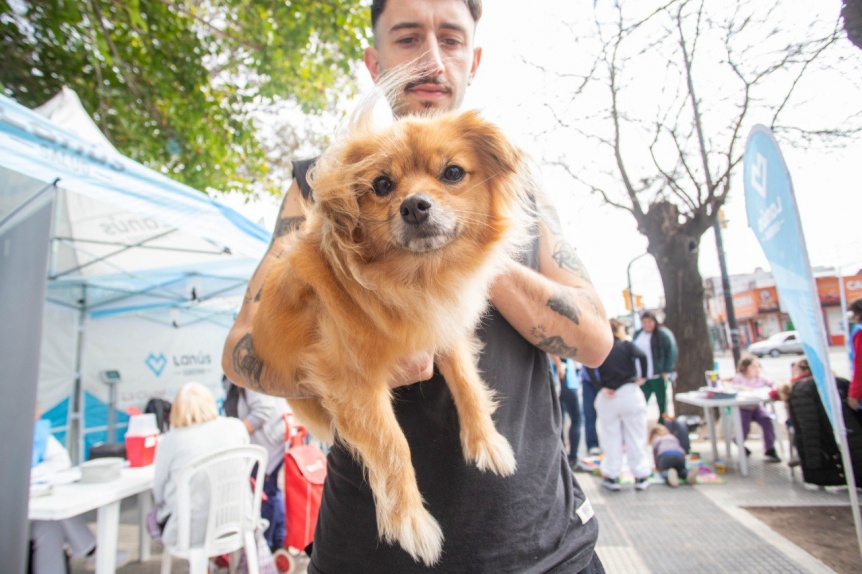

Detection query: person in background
(649, 425), (698, 487)
(152, 382), (250, 548)
(632, 311), (678, 423)
(580, 365), (601, 456)
(773, 358), (812, 406)
(550, 354), (582, 468)
(847, 298), (862, 410)
(729, 356), (781, 463)
(223, 375), (290, 551)
(596, 319), (651, 491)
(30, 408), (128, 572)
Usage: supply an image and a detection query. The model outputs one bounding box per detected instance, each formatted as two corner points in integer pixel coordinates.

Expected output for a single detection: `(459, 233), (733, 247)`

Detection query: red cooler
(126, 433), (158, 467)
(125, 413), (160, 467)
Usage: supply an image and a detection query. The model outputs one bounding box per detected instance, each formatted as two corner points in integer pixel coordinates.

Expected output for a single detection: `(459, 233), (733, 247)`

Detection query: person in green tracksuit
(632, 311), (678, 423)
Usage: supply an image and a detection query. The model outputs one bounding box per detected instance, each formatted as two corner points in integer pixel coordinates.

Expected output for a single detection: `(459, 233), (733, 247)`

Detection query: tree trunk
(640, 202), (714, 417)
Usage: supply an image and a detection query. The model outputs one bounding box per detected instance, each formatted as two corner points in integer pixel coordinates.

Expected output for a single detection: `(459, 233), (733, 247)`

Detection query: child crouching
(650, 425), (697, 487)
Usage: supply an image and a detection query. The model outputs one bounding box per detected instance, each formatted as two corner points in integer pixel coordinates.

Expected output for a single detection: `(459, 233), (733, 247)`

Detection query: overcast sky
(467, 0), (862, 317)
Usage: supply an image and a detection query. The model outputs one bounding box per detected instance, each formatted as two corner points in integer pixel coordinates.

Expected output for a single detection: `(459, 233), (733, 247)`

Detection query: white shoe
(601, 477), (621, 491)
(85, 549), (130, 571)
(634, 477), (651, 491)
(666, 468), (679, 487)
(588, 447), (602, 456)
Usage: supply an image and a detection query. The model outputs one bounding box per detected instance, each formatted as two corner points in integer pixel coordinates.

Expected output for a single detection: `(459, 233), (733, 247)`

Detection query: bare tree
(844, 0), (862, 49)
(547, 0), (861, 410)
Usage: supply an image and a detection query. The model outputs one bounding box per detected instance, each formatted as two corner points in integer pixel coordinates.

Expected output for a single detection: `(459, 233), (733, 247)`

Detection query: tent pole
(70, 285), (87, 464)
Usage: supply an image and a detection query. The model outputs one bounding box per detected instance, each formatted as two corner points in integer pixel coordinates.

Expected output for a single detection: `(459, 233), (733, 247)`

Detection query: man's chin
(395, 95), (455, 116)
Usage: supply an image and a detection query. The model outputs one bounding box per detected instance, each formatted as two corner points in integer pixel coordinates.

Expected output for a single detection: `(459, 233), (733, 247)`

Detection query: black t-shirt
(291, 159), (599, 574)
(596, 339), (647, 391)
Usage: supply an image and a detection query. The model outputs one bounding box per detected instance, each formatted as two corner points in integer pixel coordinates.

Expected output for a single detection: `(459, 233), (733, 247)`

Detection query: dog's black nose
(400, 194), (433, 224)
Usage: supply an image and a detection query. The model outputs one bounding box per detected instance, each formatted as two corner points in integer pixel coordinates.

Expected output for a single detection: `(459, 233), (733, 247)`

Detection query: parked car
(747, 330), (804, 358)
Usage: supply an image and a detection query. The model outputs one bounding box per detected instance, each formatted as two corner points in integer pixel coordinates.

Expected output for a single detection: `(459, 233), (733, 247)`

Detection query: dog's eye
(372, 176), (394, 197)
(442, 165), (465, 183)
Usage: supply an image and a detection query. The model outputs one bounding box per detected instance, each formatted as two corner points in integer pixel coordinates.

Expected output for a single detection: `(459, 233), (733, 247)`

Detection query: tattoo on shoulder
(273, 215), (304, 241)
(552, 241), (592, 282)
(548, 288), (581, 325)
(232, 333), (265, 392)
(531, 326), (578, 358)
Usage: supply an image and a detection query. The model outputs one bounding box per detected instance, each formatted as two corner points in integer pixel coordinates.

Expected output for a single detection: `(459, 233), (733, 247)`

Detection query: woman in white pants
(596, 319), (652, 491)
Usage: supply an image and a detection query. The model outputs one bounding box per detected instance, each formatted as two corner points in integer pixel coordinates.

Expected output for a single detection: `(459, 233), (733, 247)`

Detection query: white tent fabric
(0, 90), (270, 460)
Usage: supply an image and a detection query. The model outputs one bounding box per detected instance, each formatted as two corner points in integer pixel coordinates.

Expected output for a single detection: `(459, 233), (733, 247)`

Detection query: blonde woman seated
(152, 382), (250, 547)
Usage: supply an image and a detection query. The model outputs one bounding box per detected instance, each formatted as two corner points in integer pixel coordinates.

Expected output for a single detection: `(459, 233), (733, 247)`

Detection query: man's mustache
(404, 77), (452, 92)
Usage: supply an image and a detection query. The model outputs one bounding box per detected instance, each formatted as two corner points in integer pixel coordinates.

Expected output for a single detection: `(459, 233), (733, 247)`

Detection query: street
(714, 345), (851, 384)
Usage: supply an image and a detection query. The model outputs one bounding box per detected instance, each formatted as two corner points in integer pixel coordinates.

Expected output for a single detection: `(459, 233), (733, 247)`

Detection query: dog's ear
(308, 160), (361, 241)
(458, 110), (522, 177)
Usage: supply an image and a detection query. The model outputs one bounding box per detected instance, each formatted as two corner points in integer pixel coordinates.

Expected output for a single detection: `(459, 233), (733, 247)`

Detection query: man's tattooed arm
(488, 191), (612, 367)
(547, 287), (581, 326)
(531, 326), (579, 358)
(272, 215), (304, 242)
(232, 333), (266, 393)
(223, 179), (317, 394)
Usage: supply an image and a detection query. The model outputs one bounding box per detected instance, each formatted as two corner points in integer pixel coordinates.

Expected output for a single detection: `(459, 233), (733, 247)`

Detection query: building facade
(705, 268), (862, 350)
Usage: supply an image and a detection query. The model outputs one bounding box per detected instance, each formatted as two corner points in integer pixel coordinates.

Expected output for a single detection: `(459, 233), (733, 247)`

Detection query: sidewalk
(584, 435), (853, 573)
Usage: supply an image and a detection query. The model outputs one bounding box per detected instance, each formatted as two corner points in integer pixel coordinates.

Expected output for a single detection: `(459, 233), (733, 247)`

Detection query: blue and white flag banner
(743, 124), (843, 428)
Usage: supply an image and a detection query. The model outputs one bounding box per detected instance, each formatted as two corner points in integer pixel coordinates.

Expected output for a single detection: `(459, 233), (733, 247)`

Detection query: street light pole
(627, 252), (650, 329)
(713, 211), (742, 366)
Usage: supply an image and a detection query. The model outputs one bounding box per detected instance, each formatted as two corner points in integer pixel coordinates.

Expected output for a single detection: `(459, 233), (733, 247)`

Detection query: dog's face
(311, 110), (527, 265)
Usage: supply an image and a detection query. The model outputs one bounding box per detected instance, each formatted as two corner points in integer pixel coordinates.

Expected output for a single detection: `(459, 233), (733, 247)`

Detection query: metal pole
(107, 381), (117, 443)
(71, 286), (87, 464)
(627, 252), (649, 328)
(713, 213), (741, 366)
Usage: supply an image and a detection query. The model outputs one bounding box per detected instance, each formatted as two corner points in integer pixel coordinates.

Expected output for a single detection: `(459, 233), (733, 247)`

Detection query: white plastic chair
(161, 444), (268, 574)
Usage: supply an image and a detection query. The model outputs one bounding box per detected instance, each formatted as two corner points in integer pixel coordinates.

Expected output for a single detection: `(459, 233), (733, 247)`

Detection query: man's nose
(419, 40), (445, 75)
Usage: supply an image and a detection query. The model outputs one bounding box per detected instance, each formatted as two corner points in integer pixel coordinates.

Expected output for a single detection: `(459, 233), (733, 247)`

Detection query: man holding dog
(222, 1), (611, 572)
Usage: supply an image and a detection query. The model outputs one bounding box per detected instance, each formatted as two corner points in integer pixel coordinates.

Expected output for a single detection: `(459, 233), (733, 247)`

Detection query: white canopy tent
(0, 88), (270, 461)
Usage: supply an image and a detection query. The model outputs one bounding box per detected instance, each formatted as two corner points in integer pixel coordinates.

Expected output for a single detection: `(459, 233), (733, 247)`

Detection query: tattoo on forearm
(548, 289), (581, 325)
(253, 285), (263, 302)
(232, 333), (265, 392)
(273, 215), (304, 240)
(243, 287), (252, 304)
(552, 241), (591, 282)
(531, 326), (578, 358)
(574, 288), (602, 318)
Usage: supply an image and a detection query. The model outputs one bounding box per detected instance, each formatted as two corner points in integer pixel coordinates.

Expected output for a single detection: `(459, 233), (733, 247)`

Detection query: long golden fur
(253, 99), (533, 565)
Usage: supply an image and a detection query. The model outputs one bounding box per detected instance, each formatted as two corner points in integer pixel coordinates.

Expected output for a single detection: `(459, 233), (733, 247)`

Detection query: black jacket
(597, 338), (648, 391)
(788, 377), (862, 486)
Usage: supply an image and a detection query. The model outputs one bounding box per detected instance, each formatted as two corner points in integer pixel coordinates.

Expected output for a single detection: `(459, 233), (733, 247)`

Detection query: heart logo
(145, 353), (167, 377)
(751, 153), (768, 199)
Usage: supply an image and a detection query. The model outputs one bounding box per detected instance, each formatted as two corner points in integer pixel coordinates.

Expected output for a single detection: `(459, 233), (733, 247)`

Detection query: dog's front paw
(382, 505), (444, 566)
(463, 429), (517, 476)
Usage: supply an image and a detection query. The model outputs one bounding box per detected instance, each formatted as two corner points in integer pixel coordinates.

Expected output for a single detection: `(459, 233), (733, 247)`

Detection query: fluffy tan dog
(253, 104), (533, 565)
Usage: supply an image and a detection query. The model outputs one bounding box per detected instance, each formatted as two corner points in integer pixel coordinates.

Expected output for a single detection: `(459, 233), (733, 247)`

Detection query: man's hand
(635, 377), (647, 386)
(601, 388), (615, 399)
(391, 351), (435, 388)
(849, 396), (861, 410)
